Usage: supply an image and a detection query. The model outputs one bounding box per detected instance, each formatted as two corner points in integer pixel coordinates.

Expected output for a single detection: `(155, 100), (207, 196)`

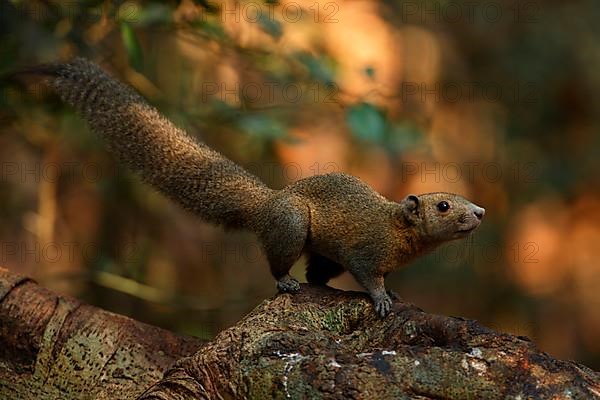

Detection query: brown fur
(23, 58), (485, 317)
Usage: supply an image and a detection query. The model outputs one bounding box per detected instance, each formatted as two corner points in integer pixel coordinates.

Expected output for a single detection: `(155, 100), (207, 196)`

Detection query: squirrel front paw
(277, 275), (300, 293)
(373, 294), (393, 318)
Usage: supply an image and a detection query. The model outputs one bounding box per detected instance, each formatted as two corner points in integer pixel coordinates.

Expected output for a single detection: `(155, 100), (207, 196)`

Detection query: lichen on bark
(142, 285), (600, 399)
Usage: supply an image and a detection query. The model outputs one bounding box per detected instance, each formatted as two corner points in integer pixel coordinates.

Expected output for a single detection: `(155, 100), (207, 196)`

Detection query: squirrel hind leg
(259, 196), (310, 293)
(306, 253), (345, 286)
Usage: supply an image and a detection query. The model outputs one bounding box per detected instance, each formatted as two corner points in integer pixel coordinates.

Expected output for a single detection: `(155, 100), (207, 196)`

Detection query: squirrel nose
(473, 206), (485, 220)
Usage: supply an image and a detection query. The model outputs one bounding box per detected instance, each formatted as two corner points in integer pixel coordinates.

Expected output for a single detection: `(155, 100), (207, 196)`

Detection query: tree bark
(1, 267), (599, 400)
(0, 268), (203, 399)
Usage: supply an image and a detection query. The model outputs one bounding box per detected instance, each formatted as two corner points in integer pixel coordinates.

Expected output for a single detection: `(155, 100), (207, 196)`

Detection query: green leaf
(193, 19), (228, 41)
(239, 114), (286, 139)
(258, 14), (283, 40)
(346, 103), (387, 142)
(364, 66), (376, 79)
(297, 53), (335, 86)
(137, 3), (174, 25)
(120, 22), (143, 72)
(389, 123), (423, 151)
(211, 99), (241, 119)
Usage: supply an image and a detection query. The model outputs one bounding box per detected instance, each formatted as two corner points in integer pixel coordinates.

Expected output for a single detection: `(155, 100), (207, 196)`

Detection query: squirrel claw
(277, 276), (300, 293)
(374, 294), (393, 318)
(386, 290), (402, 301)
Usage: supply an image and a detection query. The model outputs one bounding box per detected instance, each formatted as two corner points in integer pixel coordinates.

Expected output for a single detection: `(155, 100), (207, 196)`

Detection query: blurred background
(0, 0), (599, 368)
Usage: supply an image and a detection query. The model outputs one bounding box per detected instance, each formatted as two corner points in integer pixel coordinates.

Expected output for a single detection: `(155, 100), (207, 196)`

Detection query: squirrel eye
(437, 201), (450, 212)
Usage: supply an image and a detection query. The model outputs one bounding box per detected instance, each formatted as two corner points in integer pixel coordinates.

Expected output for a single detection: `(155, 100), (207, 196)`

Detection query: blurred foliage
(0, 0), (599, 370)
(346, 102), (387, 142)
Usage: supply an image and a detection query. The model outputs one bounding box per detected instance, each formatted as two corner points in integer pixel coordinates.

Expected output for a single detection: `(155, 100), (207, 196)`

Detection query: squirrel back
(25, 58), (272, 230)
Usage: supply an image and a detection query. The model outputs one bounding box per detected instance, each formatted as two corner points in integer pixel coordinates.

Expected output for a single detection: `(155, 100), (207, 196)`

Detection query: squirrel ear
(399, 194), (420, 224)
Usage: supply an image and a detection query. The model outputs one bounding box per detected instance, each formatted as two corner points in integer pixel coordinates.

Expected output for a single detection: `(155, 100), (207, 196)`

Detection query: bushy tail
(17, 58), (272, 229)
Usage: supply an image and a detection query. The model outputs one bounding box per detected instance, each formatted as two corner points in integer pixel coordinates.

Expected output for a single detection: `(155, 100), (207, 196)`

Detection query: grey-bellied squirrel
(12, 58), (485, 317)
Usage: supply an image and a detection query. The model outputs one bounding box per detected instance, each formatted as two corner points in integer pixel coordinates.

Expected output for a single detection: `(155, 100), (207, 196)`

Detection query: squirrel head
(398, 193), (485, 242)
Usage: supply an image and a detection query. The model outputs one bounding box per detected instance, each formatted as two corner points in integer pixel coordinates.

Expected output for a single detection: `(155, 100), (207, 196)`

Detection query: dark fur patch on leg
(306, 253), (345, 285)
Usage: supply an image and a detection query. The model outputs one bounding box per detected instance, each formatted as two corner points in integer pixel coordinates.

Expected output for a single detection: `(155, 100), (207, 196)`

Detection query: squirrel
(11, 58), (485, 317)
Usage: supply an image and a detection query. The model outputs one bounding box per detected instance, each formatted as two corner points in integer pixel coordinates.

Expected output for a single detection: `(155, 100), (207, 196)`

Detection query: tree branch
(1, 267), (598, 399)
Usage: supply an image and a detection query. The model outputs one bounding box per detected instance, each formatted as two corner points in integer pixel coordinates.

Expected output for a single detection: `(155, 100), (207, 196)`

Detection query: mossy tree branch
(1, 267), (598, 399)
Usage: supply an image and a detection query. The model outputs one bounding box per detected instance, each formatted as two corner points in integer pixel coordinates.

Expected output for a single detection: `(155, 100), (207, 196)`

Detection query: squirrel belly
(16, 58), (486, 318)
